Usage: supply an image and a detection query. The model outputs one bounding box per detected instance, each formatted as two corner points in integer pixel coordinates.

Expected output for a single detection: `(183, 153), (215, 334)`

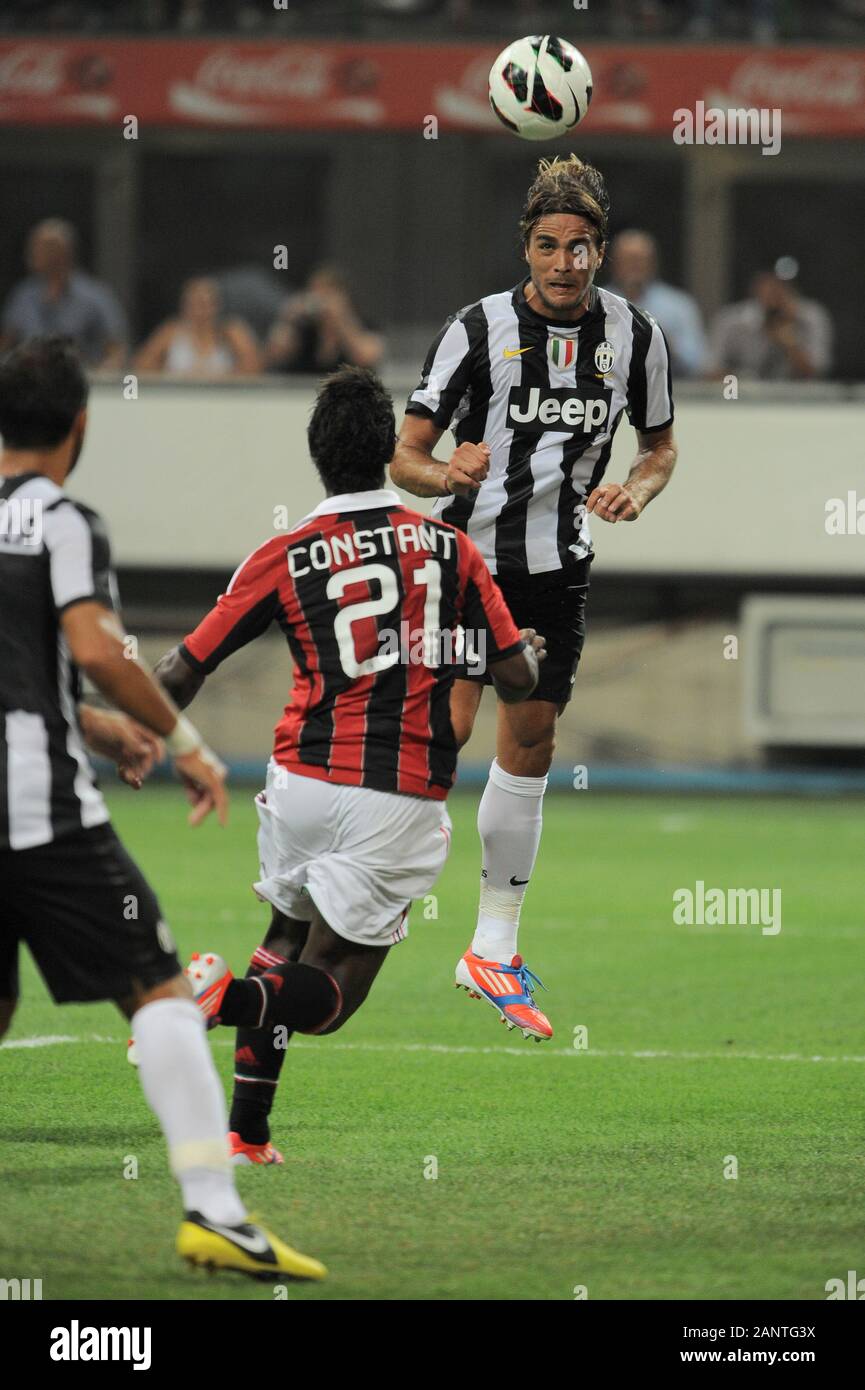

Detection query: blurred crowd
(1, 0), (864, 40)
(0, 221), (383, 380)
(0, 217), (833, 382)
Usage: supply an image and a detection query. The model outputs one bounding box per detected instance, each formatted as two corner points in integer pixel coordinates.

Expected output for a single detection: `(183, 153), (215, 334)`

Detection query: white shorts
(252, 762), (452, 948)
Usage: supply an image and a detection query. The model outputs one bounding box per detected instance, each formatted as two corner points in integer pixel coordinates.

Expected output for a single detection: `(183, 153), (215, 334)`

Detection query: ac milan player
(391, 155), (678, 1041)
(151, 367), (544, 1164)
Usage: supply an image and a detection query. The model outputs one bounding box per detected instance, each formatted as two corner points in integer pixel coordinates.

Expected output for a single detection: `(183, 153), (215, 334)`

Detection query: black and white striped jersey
(405, 279), (674, 577)
(0, 472), (114, 850)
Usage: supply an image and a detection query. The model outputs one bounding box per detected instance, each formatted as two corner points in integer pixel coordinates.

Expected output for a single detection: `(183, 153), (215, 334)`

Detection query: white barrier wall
(74, 379), (865, 578)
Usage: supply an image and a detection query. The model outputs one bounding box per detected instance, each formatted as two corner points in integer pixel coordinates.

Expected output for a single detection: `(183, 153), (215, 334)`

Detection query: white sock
(132, 996), (246, 1226)
(471, 758), (547, 963)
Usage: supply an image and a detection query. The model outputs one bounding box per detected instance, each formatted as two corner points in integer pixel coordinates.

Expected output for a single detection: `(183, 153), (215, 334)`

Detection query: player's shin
(472, 758), (547, 961)
(132, 995), (246, 1225)
(230, 946), (292, 1147)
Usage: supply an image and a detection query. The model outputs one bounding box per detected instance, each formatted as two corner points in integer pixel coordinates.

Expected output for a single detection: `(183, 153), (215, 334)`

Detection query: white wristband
(165, 714), (202, 757)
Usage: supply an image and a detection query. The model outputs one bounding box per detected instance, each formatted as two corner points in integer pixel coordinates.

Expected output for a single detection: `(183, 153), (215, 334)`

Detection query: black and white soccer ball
(488, 35), (593, 141)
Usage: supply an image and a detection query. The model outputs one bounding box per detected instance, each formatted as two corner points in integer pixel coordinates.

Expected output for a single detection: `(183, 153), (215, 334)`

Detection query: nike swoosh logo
(503, 346), (532, 359)
(201, 1220), (272, 1256)
(510, 875), (529, 886)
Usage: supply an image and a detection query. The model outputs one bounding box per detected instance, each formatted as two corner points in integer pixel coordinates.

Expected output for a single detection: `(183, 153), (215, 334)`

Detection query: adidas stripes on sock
(230, 946), (292, 1147)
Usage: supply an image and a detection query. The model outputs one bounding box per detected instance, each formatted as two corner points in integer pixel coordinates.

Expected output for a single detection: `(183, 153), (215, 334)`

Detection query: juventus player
(152, 366), (543, 1164)
(0, 337), (324, 1278)
(391, 155), (678, 1040)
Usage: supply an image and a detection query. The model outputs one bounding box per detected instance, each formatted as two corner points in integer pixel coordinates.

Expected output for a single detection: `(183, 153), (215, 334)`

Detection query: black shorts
(465, 559), (591, 707)
(0, 823), (180, 1004)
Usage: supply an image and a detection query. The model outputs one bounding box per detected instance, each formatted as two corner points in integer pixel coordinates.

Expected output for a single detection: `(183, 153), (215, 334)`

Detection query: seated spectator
(605, 229), (708, 379)
(709, 267), (833, 380)
(266, 265), (383, 375)
(134, 276), (260, 377)
(1, 219), (127, 369)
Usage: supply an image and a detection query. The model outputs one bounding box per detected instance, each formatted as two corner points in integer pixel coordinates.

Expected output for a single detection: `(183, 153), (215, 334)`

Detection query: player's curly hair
(307, 365), (396, 494)
(519, 154), (610, 249)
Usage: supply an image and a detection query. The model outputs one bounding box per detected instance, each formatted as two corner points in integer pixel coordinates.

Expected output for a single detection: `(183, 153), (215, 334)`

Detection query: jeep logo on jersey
(507, 387), (609, 434)
(594, 340), (615, 374)
(548, 336), (577, 370)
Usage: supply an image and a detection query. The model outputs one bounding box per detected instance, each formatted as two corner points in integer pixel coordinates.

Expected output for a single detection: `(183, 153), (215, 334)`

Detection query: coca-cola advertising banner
(0, 39), (863, 135)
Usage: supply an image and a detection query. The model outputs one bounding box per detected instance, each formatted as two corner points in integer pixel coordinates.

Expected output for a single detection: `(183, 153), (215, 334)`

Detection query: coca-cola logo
(731, 56), (865, 108)
(0, 45), (65, 96)
(194, 47), (331, 101)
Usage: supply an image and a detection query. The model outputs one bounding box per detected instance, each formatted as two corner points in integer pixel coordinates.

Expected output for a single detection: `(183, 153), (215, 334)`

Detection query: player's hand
(174, 746), (229, 828)
(80, 708), (164, 790)
(586, 482), (642, 523)
(445, 442), (490, 498)
(115, 721), (165, 790)
(518, 627), (547, 662)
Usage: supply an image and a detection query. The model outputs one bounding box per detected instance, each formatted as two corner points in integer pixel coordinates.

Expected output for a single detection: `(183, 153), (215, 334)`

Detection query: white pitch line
(1, 1035), (864, 1064)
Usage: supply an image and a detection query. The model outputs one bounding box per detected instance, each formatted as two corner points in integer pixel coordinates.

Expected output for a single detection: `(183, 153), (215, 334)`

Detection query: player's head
(520, 155), (609, 316)
(0, 337), (89, 477)
(307, 366), (395, 495)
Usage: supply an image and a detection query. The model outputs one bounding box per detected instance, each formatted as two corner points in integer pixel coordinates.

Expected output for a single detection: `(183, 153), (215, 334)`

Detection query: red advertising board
(0, 39), (863, 136)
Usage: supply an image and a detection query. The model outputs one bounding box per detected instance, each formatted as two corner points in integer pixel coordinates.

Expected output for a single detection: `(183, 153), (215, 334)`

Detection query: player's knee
(514, 726), (556, 768)
(119, 972), (192, 1020)
(451, 715), (475, 751)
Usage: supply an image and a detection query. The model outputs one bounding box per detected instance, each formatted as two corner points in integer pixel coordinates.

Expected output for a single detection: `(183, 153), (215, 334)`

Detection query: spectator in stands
(708, 267), (833, 380)
(133, 276), (260, 377)
(605, 229), (708, 378)
(1, 219), (127, 369)
(265, 265), (383, 375)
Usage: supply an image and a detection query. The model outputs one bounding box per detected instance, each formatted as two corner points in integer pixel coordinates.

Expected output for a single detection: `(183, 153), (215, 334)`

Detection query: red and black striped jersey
(181, 489), (524, 801)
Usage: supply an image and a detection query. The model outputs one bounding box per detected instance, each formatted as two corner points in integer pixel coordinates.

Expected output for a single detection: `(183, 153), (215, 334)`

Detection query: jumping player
(151, 366), (544, 1164)
(390, 155), (678, 1041)
(0, 337), (324, 1278)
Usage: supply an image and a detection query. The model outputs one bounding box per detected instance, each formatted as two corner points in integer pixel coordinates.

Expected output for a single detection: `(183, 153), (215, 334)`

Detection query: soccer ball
(488, 35), (593, 141)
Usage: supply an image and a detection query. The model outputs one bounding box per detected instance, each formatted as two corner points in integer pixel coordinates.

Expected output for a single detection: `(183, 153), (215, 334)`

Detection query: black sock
(230, 947), (292, 1146)
(221, 959), (339, 1033)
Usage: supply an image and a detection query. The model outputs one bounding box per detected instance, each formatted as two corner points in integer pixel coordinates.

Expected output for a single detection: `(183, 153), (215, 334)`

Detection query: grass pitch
(1, 785), (862, 1301)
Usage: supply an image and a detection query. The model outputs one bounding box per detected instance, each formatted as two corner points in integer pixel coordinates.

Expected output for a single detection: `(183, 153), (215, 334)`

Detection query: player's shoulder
(42, 489), (109, 544)
(229, 530), (295, 581)
(597, 285), (656, 332)
(442, 287), (513, 332)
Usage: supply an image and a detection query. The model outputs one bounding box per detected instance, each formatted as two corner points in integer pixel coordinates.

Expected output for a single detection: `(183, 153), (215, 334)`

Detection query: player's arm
(587, 424), (677, 523)
(391, 414), (491, 500)
(490, 628), (545, 703)
(154, 539), (283, 708)
(588, 315), (677, 522)
(47, 500), (226, 822)
(152, 646), (205, 709)
(391, 312), (490, 498)
(78, 705), (164, 791)
(63, 603), (227, 825)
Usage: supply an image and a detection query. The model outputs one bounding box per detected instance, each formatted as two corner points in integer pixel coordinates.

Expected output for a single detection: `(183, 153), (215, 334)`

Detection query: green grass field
(1, 786), (863, 1301)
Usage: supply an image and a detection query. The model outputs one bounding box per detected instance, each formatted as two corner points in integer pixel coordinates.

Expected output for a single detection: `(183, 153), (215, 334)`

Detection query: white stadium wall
(75, 379), (865, 579)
